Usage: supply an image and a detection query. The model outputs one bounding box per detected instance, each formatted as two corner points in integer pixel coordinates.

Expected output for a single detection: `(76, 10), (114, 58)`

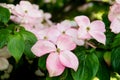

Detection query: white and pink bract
(75, 16), (106, 45)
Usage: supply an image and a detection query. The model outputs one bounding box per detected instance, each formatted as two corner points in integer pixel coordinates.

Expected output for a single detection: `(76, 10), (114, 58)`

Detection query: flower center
(24, 10), (28, 13)
(62, 31), (65, 34)
(33, 26), (35, 28)
(86, 27), (90, 31)
(56, 48), (60, 53)
(44, 36), (48, 40)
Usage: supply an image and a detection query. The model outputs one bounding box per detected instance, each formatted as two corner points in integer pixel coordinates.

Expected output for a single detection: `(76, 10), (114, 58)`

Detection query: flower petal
(116, 0), (120, 4)
(47, 27), (61, 44)
(0, 46), (11, 58)
(74, 38), (85, 46)
(66, 28), (84, 45)
(59, 50), (79, 71)
(31, 40), (56, 57)
(108, 3), (120, 22)
(57, 35), (76, 50)
(0, 58), (9, 71)
(46, 52), (65, 77)
(66, 28), (77, 38)
(37, 28), (49, 40)
(78, 27), (91, 40)
(90, 20), (106, 32)
(74, 15), (90, 27)
(56, 20), (72, 33)
(89, 31), (106, 45)
(110, 18), (120, 34)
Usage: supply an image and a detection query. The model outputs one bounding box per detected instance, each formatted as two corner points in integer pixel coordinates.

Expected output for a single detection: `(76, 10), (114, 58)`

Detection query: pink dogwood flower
(34, 27), (60, 43)
(56, 20), (84, 45)
(75, 15), (106, 44)
(108, 2), (120, 33)
(10, 1), (44, 30)
(108, 3), (120, 22)
(31, 35), (78, 77)
(56, 20), (73, 34)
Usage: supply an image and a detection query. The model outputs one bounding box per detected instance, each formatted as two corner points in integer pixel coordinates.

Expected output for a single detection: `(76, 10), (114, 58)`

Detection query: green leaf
(103, 52), (111, 66)
(46, 69), (69, 80)
(105, 31), (115, 49)
(60, 69), (74, 80)
(46, 76), (60, 80)
(64, 71), (74, 80)
(7, 33), (25, 62)
(112, 33), (120, 48)
(0, 29), (11, 48)
(71, 52), (99, 80)
(0, 6), (10, 23)
(96, 53), (110, 80)
(19, 30), (37, 43)
(7, 24), (16, 31)
(111, 47), (120, 73)
(96, 61), (110, 80)
(95, 50), (110, 80)
(23, 41), (36, 59)
(38, 55), (47, 71)
(19, 30), (37, 59)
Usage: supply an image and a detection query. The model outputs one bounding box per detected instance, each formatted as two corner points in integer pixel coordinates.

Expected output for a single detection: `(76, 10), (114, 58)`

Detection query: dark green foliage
(19, 30), (37, 59)
(71, 52), (99, 80)
(0, 6), (10, 23)
(111, 47), (120, 74)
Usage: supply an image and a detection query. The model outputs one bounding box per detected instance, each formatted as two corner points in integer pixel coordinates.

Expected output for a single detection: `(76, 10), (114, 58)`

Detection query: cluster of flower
(4, 1), (107, 77)
(2, 1), (53, 35)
